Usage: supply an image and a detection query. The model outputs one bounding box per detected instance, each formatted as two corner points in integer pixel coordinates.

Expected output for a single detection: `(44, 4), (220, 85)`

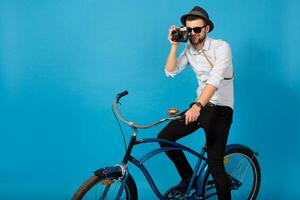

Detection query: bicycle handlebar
(116, 90), (129, 103)
(113, 91), (182, 129)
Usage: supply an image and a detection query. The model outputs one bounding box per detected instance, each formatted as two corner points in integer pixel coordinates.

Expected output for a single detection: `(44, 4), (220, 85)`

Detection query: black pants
(157, 104), (233, 200)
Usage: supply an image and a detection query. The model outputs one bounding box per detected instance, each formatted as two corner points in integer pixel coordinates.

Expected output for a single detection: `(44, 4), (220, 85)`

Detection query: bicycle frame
(100, 91), (242, 200)
(113, 126), (212, 200)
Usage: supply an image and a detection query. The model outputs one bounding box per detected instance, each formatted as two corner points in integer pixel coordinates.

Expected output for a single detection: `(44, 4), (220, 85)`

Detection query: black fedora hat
(181, 6), (214, 32)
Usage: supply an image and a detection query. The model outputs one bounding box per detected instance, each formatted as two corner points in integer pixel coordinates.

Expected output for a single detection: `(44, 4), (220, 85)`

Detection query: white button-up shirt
(165, 36), (234, 109)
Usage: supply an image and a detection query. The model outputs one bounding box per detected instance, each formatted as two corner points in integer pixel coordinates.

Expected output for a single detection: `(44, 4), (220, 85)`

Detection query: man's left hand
(184, 105), (201, 125)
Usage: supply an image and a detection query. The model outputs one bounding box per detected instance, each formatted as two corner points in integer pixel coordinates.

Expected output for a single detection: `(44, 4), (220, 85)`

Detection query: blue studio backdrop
(1, 0), (300, 199)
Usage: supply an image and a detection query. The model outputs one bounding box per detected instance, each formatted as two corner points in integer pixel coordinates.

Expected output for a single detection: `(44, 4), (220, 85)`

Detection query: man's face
(186, 18), (209, 46)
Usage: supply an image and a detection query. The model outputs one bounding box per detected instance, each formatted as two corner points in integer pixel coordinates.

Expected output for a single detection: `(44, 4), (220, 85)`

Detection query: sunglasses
(187, 25), (207, 34)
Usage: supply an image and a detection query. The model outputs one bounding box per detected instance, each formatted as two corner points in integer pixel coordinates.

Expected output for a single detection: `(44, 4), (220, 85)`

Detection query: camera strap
(201, 50), (234, 80)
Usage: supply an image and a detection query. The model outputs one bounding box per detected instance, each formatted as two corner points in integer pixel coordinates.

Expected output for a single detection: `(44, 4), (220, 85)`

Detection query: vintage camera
(171, 26), (189, 43)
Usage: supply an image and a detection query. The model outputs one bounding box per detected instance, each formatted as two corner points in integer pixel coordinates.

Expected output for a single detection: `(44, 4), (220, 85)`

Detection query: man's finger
(185, 113), (188, 125)
(185, 113), (190, 125)
(192, 112), (199, 122)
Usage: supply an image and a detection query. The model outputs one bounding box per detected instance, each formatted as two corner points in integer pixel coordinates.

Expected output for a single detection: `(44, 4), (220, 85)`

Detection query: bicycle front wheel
(72, 173), (137, 200)
(202, 146), (261, 200)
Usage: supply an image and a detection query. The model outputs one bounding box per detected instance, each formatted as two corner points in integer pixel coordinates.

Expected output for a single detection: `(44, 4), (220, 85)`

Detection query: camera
(171, 26), (189, 43)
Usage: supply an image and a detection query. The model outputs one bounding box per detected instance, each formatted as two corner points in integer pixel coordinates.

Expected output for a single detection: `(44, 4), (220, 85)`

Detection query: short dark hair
(186, 15), (206, 23)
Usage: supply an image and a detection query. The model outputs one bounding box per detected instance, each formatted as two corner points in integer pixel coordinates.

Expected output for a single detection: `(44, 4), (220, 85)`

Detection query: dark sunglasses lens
(193, 27), (202, 33)
(187, 27), (203, 33)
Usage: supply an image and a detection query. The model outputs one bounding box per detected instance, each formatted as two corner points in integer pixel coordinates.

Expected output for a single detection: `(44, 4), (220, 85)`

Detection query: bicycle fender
(94, 165), (125, 179)
(225, 144), (259, 156)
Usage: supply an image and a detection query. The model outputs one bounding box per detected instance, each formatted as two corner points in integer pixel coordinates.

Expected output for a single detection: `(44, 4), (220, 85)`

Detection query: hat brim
(181, 14), (214, 32)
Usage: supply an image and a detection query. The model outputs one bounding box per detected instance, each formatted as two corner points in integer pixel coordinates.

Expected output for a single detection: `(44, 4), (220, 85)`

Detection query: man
(157, 6), (234, 200)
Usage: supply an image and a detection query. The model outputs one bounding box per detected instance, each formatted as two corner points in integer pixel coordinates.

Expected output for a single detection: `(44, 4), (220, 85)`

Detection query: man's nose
(190, 29), (198, 35)
(190, 31), (196, 35)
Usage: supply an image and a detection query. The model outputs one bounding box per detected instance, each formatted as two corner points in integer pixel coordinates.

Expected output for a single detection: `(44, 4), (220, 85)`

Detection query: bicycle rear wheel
(72, 173), (137, 200)
(202, 146), (261, 200)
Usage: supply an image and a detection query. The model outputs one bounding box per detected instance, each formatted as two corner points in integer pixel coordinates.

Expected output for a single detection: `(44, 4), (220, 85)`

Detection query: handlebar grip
(116, 90), (128, 102)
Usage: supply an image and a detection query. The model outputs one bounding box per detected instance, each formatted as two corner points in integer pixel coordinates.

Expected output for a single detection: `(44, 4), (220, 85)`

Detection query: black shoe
(166, 177), (198, 197)
(174, 177), (197, 191)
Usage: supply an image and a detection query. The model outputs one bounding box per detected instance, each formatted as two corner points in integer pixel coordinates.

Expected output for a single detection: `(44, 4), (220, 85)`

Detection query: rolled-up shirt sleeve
(165, 48), (189, 77)
(206, 42), (232, 88)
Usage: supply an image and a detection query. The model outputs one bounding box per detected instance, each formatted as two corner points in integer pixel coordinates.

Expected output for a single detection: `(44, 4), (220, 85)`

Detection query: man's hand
(185, 105), (201, 125)
(165, 25), (180, 73)
(168, 25), (179, 46)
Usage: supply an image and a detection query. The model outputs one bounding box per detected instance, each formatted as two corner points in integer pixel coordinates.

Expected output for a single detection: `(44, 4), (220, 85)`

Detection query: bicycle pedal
(165, 188), (186, 199)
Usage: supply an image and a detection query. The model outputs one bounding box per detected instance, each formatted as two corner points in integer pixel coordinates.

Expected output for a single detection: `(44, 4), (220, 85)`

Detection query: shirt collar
(203, 36), (211, 51)
(188, 36), (211, 55)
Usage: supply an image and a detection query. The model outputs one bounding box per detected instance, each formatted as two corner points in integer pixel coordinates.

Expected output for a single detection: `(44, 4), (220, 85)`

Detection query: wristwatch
(194, 101), (204, 109)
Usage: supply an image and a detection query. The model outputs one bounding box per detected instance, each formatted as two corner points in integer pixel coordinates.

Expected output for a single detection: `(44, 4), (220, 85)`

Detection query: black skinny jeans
(157, 104), (233, 200)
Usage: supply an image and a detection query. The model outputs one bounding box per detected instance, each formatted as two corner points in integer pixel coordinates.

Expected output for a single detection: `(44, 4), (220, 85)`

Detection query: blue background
(1, 0), (300, 199)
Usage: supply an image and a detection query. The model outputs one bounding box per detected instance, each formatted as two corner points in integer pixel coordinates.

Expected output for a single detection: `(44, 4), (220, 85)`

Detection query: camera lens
(171, 30), (180, 41)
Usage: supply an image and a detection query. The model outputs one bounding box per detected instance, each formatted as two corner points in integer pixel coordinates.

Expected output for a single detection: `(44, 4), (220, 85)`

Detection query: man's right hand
(168, 25), (179, 46)
(165, 25), (179, 73)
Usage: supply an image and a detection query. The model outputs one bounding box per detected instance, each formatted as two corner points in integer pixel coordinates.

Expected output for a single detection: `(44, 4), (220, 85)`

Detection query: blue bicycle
(72, 91), (261, 200)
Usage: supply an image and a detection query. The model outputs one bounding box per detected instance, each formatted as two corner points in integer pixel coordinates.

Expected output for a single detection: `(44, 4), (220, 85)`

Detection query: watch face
(196, 102), (202, 108)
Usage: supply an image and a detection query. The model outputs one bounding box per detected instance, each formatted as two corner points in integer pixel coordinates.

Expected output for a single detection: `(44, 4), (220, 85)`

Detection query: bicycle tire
(72, 173), (138, 200)
(202, 146), (261, 200)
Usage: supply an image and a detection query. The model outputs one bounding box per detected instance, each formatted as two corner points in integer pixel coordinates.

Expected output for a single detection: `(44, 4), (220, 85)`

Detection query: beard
(189, 34), (206, 47)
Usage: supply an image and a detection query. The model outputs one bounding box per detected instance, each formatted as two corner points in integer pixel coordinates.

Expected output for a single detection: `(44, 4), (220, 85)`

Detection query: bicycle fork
(114, 130), (138, 200)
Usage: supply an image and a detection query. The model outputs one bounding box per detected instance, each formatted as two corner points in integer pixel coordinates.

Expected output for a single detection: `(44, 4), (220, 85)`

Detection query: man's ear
(206, 25), (210, 33)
